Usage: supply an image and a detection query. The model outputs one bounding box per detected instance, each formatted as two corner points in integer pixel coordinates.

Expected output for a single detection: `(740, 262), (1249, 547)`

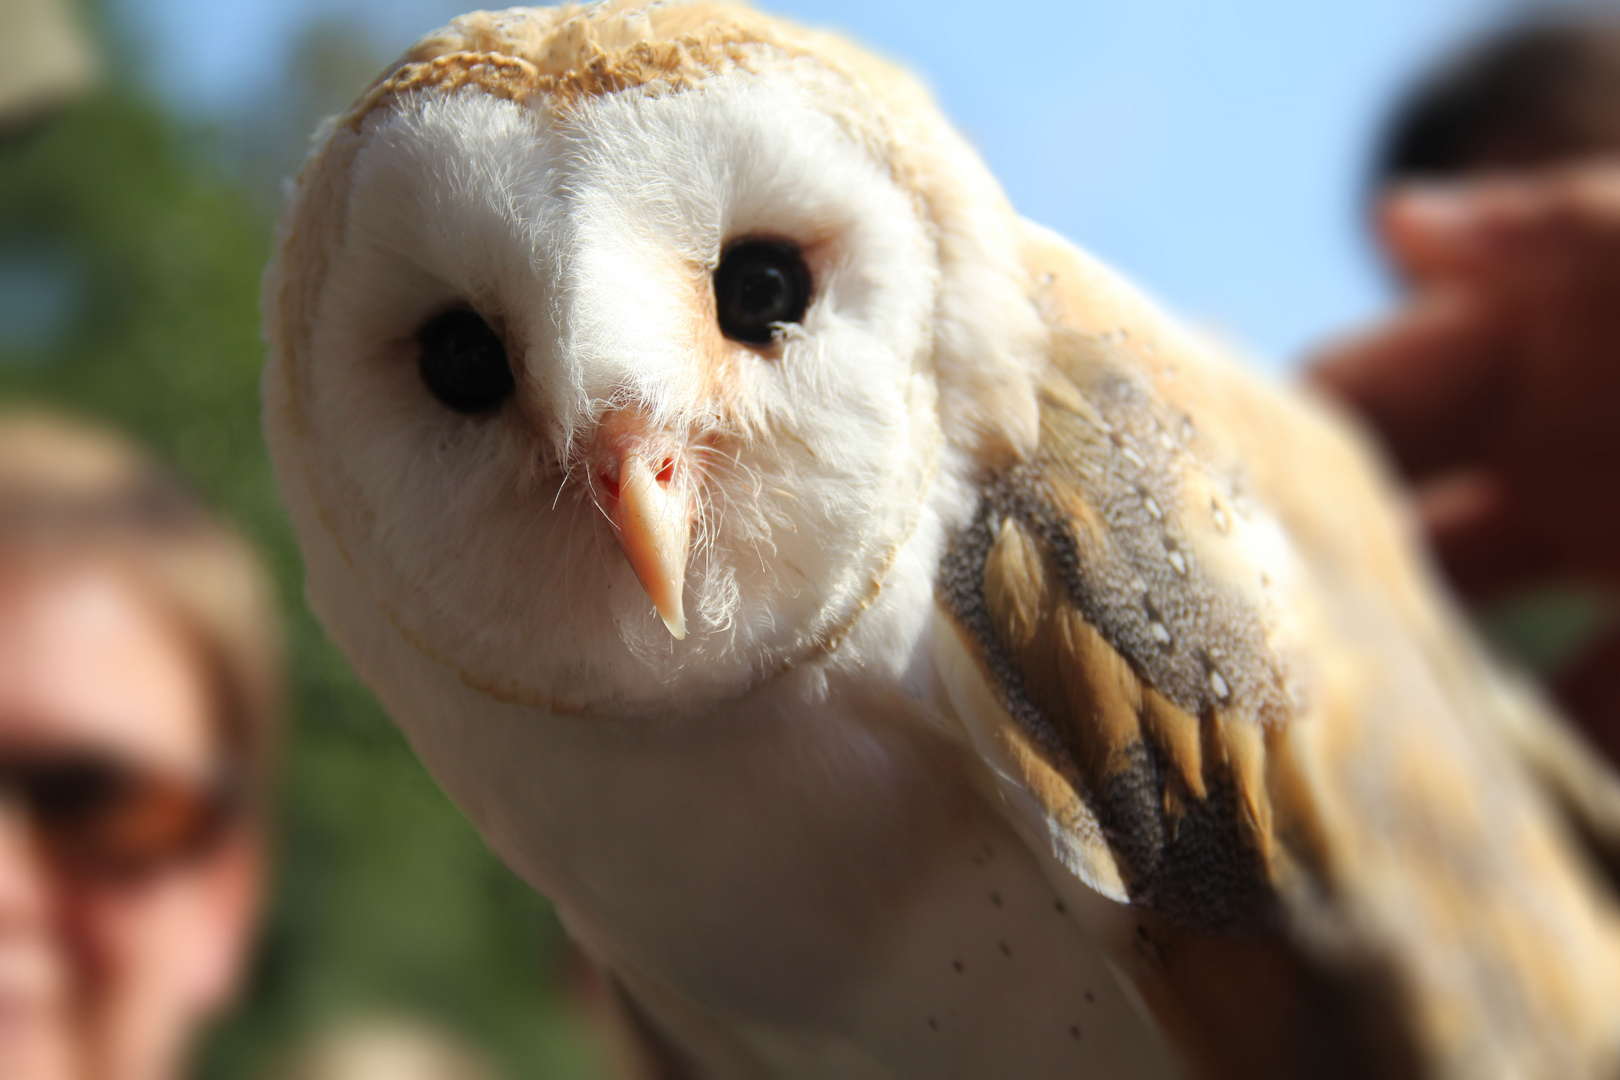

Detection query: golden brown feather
(938, 229), (1620, 1078)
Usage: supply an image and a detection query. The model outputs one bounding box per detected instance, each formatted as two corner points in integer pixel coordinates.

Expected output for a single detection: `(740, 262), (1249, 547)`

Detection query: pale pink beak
(594, 421), (693, 640)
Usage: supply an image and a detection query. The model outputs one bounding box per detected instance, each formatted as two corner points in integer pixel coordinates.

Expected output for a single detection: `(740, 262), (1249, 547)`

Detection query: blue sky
(117, 0), (1526, 371)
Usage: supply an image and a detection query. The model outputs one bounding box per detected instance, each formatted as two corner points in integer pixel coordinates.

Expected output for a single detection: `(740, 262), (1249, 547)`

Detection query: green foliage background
(0, 19), (605, 1080)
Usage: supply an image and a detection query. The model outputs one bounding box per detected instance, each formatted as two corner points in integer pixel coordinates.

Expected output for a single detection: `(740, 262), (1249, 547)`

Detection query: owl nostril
(594, 456), (673, 501)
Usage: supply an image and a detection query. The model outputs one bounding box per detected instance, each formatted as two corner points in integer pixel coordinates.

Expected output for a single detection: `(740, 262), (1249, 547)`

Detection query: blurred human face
(0, 562), (260, 1080)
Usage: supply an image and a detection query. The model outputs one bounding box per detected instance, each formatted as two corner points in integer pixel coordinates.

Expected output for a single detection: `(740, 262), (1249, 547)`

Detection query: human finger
(1378, 181), (1545, 284)
(1415, 472), (1553, 601)
(1382, 165), (1620, 286)
(1307, 291), (1510, 480)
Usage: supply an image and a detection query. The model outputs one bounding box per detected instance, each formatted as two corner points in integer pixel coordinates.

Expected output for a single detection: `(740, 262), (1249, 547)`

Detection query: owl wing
(932, 224), (1620, 1078)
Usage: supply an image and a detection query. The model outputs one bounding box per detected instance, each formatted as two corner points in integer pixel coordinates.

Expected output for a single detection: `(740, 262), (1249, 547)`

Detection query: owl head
(263, 1), (1047, 716)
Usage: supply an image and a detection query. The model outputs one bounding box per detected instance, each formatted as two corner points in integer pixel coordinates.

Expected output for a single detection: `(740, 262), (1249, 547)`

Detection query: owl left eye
(416, 308), (515, 415)
(713, 239), (811, 346)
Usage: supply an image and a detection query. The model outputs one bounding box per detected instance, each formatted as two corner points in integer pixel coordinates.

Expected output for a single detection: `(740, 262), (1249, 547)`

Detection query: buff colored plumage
(262, 4), (1620, 1077)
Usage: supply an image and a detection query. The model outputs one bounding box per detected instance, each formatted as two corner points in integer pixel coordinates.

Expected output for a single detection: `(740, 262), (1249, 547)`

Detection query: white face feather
(281, 70), (944, 714)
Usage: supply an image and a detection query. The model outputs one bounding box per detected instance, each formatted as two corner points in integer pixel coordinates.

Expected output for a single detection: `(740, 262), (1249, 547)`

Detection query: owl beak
(601, 448), (692, 640)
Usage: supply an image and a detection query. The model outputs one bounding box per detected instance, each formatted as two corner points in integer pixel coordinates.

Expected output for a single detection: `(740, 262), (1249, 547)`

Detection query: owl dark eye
(713, 239), (811, 346)
(416, 308), (515, 414)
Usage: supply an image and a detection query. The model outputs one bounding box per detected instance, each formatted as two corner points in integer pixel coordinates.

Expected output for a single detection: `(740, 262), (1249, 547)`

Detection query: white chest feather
(400, 669), (1176, 1079)
(291, 454), (1177, 1077)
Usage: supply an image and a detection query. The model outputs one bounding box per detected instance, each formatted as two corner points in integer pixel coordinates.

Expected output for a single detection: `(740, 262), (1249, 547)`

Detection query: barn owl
(261, 3), (1620, 1076)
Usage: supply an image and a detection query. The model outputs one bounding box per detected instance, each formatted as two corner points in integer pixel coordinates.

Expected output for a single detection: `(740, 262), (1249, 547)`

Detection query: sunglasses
(0, 752), (239, 881)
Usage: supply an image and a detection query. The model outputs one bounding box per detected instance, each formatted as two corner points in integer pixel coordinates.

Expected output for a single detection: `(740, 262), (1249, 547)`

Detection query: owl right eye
(416, 308), (515, 414)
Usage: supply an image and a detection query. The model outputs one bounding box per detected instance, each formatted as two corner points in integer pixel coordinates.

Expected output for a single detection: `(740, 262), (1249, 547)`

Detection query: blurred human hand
(1309, 161), (1620, 757)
